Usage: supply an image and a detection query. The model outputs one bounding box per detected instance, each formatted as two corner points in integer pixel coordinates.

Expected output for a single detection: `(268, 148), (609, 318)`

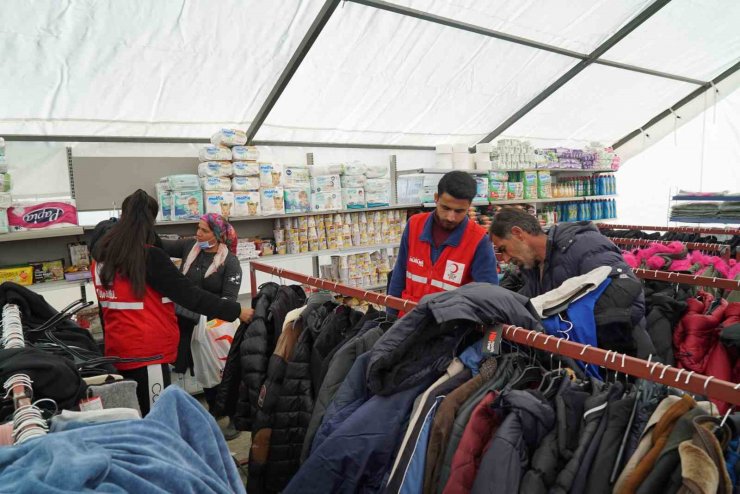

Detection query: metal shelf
(672, 195), (740, 202)
(238, 242), (399, 263)
(670, 217), (740, 225)
(422, 195), (617, 207)
(26, 279), (89, 293)
(397, 168), (489, 176)
(497, 168), (615, 173)
(0, 226), (85, 243)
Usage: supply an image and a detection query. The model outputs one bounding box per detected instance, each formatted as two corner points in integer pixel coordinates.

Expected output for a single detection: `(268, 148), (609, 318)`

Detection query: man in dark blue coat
(489, 208), (654, 358)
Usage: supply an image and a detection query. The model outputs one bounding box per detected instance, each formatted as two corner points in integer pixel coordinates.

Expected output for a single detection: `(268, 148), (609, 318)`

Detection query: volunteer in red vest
(91, 189), (254, 415)
(387, 171), (499, 315)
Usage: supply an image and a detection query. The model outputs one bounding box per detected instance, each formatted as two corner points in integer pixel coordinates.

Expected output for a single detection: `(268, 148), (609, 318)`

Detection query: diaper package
(173, 189), (204, 220)
(507, 182), (524, 200)
(310, 175), (341, 193)
(232, 162), (260, 176)
(233, 192), (261, 217)
(210, 129), (247, 147)
(7, 199), (79, 231)
(259, 163), (284, 187)
(198, 161), (233, 178)
(342, 188), (366, 209)
(0, 192), (11, 209)
(156, 183), (174, 221)
(200, 177), (232, 191)
(309, 164), (342, 176)
(489, 180), (507, 201)
(341, 175), (366, 188)
(342, 161), (367, 176)
(260, 187), (285, 215)
(231, 176), (260, 191)
(523, 171), (538, 200)
(231, 146), (259, 161)
(488, 171), (509, 182)
(0, 209), (7, 234)
(199, 145), (232, 162)
(537, 171), (552, 199)
(366, 190), (390, 208)
(311, 191), (342, 212)
(363, 178), (391, 193)
(364, 164), (389, 178)
(284, 187), (312, 214)
(204, 191), (235, 218)
(163, 174), (200, 190)
(284, 166), (310, 187)
(475, 177), (489, 199)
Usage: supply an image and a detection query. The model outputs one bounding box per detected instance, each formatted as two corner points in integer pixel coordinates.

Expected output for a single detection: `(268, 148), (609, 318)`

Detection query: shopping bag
(191, 315), (238, 389)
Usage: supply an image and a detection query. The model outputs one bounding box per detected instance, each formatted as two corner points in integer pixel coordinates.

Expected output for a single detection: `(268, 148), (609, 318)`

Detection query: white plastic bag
(191, 316), (238, 389)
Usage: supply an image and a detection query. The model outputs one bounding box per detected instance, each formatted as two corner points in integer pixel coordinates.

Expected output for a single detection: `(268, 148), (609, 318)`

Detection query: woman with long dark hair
(91, 189), (254, 414)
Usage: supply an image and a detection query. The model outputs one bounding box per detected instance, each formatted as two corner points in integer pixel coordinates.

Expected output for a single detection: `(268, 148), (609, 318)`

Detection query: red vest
(401, 213), (486, 310)
(91, 260), (178, 371)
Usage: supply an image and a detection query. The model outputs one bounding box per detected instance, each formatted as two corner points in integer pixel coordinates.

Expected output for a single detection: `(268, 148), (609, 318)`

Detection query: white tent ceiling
(0, 0), (738, 151)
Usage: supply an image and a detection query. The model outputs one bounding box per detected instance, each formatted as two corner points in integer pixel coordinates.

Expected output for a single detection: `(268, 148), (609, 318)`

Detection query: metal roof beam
(476, 0), (674, 144)
(244, 0), (342, 144)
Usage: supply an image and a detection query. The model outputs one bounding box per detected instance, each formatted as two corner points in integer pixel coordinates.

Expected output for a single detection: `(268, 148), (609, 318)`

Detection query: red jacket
(401, 213), (486, 307)
(92, 260), (179, 370)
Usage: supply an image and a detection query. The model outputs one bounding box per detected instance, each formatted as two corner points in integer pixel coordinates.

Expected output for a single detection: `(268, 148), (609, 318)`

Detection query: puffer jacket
(643, 281), (690, 365)
(212, 282), (279, 427)
(469, 390), (555, 494)
(309, 305), (363, 395)
(673, 292), (733, 408)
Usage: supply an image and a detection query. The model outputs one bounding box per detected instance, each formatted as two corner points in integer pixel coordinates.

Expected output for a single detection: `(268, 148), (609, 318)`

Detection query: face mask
(198, 240), (214, 249)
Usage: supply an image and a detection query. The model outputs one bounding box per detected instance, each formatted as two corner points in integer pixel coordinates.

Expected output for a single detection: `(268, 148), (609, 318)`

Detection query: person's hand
(239, 307), (255, 323)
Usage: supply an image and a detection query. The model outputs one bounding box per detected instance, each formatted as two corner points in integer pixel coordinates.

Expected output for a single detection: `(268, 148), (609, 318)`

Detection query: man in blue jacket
(388, 171), (499, 316)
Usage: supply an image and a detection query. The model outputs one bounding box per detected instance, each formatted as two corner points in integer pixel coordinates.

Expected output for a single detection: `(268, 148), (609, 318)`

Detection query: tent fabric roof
(0, 0), (738, 149)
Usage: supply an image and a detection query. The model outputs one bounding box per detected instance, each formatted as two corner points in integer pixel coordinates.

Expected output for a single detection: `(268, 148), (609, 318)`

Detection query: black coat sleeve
(160, 238), (193, 259)
(220, 254), (242, 301)
(146, 246), (241, 321)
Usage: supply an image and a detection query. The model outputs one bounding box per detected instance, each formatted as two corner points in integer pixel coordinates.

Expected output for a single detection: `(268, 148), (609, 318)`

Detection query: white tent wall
(616, 88), (740, 226)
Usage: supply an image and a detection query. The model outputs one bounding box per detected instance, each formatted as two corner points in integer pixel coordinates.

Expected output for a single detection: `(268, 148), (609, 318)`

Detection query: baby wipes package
(232, 162), (260, 176)
(284, 166), (310, 187)
(198, 161), (233, 178)
(310, 175), (340, 193)
(260, 187), (285, 215)
(364, 164), (389, 179)
(342, 188), (366, 209)
(233, 192), (261, 217)
(363, 178), (390, 193)
(309, 164), (342, 176)
(210, 129), (247, 147)
(259, 163), (284, 187)
(366, 190), (390, 208)
(537, 171), (552, 199)
(311, 191), (342, 212)
(7, 200), (79, 231)
(475, 177), (489, 200)
(284, 187), (312, 214)
(200, 177), (232, 191)
(204, 191), (235, 218)
(173, 189), (203, 220)
(341, 175), (366, 188)
(156, 183), (173, 221)
(163, 174), (200, 190)
(231, 146), (259, 161)
(523, 171), (538, 200)
(231, 176), (260, 191)
(199, 145), (232, 162)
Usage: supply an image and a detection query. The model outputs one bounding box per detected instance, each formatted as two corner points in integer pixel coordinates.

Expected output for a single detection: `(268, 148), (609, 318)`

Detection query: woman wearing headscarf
(91, 190), (254, 416)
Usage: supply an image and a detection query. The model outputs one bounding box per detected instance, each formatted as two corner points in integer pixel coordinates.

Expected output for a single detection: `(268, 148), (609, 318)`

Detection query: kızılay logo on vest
(23, 207), (63, 224)
(409, 257), (424, 267)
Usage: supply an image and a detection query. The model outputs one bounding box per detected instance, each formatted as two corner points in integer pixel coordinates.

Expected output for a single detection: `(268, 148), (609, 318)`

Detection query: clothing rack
(631, 268), (740, 291)
(596, 222), (740, 237)
(249, 261), (740, 407)
(1, 304), (49, 444)
(609, 236), (730, 256)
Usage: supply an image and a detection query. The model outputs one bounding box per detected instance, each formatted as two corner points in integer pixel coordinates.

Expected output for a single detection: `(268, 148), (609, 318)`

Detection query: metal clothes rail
(631, 268), (740, 291)
(248, 261), (740, 406)
(597, 223), (740, 237)
(609, 237), (730, 255)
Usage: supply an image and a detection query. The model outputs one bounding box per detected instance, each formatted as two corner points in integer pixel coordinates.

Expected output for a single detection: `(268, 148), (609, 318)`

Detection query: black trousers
(120, 363), (171, 416)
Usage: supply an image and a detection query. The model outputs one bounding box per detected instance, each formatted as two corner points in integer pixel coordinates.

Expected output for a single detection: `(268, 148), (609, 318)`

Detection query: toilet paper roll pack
(7, 200), (79, 231)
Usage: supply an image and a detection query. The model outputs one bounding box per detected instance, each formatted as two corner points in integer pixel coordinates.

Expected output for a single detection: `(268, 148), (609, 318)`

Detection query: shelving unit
(237, 242), (399, 264)
(672, 195), (740, 201)
(0, 226), (85, 243)
(669, 217), (740, 225)
(669, 190), (740, 226)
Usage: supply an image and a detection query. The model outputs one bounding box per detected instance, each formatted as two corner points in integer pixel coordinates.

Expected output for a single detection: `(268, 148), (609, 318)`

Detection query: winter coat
(310, 305), (363, 396)
(469, 390), (555, 494)
(253, 299), (335, 493)
(643, 281), (690, 365)
(301, 318), (387, 463)
(423, 358), (499, 494)
(677, 416), (733, 494)
(212, 282), (279, 427)
(442, 390), (501, 494)
(368, 283), (542, 397)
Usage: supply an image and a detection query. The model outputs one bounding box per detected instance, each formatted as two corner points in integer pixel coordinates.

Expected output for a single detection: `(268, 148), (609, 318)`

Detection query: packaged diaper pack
(489, 180), (507, 201)
(284, 187), (312, 214)
(199, 145), (232, 162)
(162, 174), (200, 191)
(365, 190), (390, 208)
(342, 188), (366, 209)
(231, 146), (259, 161)
(364, 164), (389, 178)
(156, 183), (174, 221)
(233, 162), (260, 177)
(537, 171), (552, 199)
(363, 178), (390, 193)
(173, 190), (203, 220)
(311, 191), (341, 212)
(309, 164), (342, 176)
(341, 175), (366, 188)
(0, 173), (10, 192)
(0, 192), (11, 209)
(210, 129), (247, 147)
(507, 182), (524, 200)
(204, 191), (235, 218)
(284, 166), (310, 188)
(231, 176), (260, 191)
(342, 161), (367, 176)
(260, 163), (284, 187)
(523, 171), (538, 200)
(233, 192), (261, 217)
(310, 175), (340, 193)
(198, 161), (233, 178)
(260, 187), (285, 215)
(475, 177), (489, 199)
(200, 177), (232, 192)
